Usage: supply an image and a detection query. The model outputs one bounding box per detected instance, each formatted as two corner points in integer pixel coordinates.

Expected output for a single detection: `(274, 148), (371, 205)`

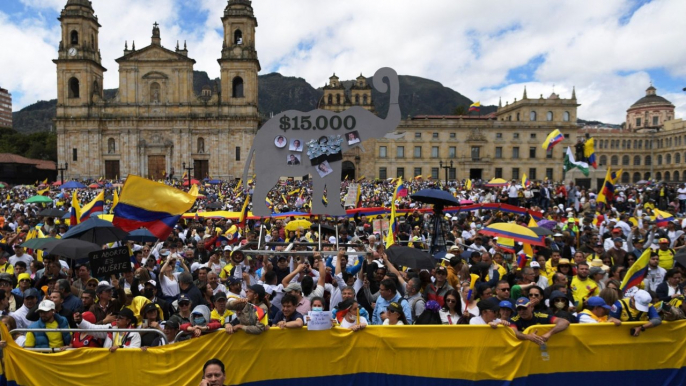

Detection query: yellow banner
(3, 322), (686, 385)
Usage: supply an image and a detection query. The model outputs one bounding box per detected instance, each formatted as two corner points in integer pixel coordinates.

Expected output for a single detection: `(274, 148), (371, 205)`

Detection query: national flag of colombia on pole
(113, 175), (196, 240)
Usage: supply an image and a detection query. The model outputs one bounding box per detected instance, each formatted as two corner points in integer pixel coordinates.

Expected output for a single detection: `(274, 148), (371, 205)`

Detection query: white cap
(224, 245), (232, 251)
(633, 290), (651, 312)
(146, 280), (157, 287)
(37, 299), (56, 312)
(328, 236), (337, 244)
(530, 261), (541, 268)
(442, 253), (455, 261)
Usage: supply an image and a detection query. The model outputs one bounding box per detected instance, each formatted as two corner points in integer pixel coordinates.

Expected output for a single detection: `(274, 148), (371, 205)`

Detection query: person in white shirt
(335, 299), (367, 332)
(8, 245), (33, 268)
(9, 288), (39, 329)
(470, 301), (509, 327)
(643, 254), (666, 292)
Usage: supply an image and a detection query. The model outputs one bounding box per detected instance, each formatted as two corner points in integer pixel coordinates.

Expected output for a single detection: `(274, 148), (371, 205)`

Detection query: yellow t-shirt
(657, 249), (675, 270)
(571, 276), (599, 306)
(25, 320), (64, 348)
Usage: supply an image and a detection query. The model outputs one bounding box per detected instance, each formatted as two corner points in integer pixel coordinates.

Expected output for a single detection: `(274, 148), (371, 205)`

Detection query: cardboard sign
(89, 246), (131, 276)
(344, 184), (359, 207)
(307, 311), (332, 331)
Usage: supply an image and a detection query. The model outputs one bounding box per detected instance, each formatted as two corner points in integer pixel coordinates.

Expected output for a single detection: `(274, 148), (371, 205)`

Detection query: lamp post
(57, 163), (68, 186)
(182, 162), (194, 187)
(439, 160), (453, 189)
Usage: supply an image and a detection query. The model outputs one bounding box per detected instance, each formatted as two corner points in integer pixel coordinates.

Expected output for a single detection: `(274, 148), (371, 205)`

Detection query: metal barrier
(10, 327), (168, 349)
(173, 328), (220, 343)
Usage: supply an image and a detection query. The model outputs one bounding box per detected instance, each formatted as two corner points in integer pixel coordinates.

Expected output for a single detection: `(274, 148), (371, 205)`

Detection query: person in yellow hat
(656, 238), (675, 270)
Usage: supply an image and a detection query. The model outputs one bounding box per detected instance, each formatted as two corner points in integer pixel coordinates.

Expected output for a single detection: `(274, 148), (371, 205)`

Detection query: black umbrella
(206, 202), (223, 210)
(127, 228), (158, 243)
(311, 223), (336, 233)
(675, 249), (686, 268)
(41, 238), (101, 261)
(37, 208), (67, 218)
(385, 245), (436, 270)
(61, 217), (128, 245)
(410, 189), (460, 207)
(529, 227), (554, 236)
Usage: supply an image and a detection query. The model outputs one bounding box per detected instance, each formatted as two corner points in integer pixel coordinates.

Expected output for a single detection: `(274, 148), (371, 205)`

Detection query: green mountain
(11, 71), (496, 133)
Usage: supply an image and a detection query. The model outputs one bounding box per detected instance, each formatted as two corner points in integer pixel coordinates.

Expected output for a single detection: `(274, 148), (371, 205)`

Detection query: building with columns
(319, 78), (580, 182)
(54, 0), (259, 180)
(579, 85), (685, 186)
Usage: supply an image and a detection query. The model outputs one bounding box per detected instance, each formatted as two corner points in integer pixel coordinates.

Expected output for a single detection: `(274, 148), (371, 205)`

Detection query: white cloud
(1, 0), (685, 124)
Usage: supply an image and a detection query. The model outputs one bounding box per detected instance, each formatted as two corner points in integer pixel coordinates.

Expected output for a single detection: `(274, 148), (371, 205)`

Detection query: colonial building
(0, 87), (11, 128)
(579, 86), (684, 185)
(54, 0), (259, 180)
(320, 79), (580, 182)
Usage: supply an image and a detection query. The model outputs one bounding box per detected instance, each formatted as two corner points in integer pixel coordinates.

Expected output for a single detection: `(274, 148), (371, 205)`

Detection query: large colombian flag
(80, 190), (105, 222)
(113, 175), (197, 240)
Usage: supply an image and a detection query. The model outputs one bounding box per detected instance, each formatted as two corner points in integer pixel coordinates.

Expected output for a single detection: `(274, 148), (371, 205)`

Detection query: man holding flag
(596, 167), (622, 207)
(384, 178), (403, 248)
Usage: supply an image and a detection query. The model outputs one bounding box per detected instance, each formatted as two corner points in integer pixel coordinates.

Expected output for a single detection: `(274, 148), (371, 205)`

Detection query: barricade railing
(10, 327), (168, 350)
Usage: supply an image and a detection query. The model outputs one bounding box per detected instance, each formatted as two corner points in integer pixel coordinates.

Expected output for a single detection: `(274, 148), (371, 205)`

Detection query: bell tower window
(71, 30), (79, 45)
(232, 77), (244, 98)
(234, 29), (243, 45)
(68, 77), (80, 98)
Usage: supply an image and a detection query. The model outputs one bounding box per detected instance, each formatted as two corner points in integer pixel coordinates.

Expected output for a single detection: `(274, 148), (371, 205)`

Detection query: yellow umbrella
(479, 222), (545, 246)
(484, 178), (508, 187)
(285, 219), (312, 232)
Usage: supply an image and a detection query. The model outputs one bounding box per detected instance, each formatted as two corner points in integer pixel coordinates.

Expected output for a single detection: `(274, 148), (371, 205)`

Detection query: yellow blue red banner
(3, 322), (686, 385)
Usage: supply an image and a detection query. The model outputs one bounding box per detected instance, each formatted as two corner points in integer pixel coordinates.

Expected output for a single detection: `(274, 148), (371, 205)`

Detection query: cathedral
(54, 0), (259, 180)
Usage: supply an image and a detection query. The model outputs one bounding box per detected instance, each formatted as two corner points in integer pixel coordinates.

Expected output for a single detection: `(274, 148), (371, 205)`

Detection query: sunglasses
(19, 279), (30, 283)
(498, 288), (510, 292)
(387, 309), (398, 314)
(445, 299), (457, 304)
(554, 299), (566, 303)
(529, 293), (541, 298)
(179, 302), (190, 306)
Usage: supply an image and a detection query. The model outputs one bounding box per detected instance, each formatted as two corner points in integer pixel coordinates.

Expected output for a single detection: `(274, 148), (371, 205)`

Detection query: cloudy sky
(1, 0), (685, 123)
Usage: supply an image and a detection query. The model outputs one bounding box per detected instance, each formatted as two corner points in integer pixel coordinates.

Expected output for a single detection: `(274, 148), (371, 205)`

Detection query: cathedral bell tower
(218, 0), (260, 113)
(53, 0), (106, 110)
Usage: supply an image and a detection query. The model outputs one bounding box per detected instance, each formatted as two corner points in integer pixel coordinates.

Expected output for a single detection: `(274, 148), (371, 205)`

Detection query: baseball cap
(37, 299), (56, 312)
(435, 266), (448, 275)
(82, 311), (96, 324)
(611, 228), (622, 233)
(224, 245), (232, 251)
(248, 284), (266, 299)
(0, 273), (13, 283)
(499, 300), (515, 311)
(589, 267), (604, 276)
(227, 276), (241, 286)
(515, 297), (530, 308)
(553, 233), (563, 237)
(659, 238), (670, 244)
(387, 301), (403, 314)
(633, 290), (652, 312)
(142, 303), (158, 315)
(558, 258), (571, 265)
(530, 261), (540, 268)
(212, 291), (228, 302)
(587, 296), (610, 310)
(146, 280), (157, 287)
(613, 238), (624, 243)
(442, 253), (455, 262)
(178, 294), (192, 305)
(284, 282), (302, 293)
(328, 236), (337, 244)
(23, 288), (40, 298)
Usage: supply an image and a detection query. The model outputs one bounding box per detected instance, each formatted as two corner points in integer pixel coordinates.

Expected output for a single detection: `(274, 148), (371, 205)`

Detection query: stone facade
(54, 0), (259, 180)
(324, 85), (579, 182)
(580, 86), (684, 185)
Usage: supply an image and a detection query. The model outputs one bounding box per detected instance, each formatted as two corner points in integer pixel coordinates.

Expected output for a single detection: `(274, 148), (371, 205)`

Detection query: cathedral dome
(629, 85), (674, 109)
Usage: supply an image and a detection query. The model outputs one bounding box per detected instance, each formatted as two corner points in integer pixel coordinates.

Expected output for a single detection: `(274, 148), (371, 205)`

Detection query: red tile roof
(0, 153), (55, 170)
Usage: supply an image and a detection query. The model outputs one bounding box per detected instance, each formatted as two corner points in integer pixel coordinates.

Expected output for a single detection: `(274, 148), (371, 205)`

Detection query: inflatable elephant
(243, 67), (401, 216)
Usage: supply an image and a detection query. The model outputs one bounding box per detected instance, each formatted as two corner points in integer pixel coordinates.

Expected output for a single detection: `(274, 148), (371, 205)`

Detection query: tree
(453, 105), (466, 116)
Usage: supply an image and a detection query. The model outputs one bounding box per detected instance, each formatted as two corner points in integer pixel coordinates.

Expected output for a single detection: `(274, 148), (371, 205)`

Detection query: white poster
(307, 311), (332, 331)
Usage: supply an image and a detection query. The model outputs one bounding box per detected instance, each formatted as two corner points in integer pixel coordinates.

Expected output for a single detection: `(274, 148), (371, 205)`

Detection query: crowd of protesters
(0, 176), (684, 352)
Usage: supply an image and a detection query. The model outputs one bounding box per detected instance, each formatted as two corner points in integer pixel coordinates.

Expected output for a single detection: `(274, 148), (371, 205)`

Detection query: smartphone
(142, 319), (148, 328)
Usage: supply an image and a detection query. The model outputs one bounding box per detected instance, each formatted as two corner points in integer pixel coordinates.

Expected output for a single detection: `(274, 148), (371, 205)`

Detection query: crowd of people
(0, 176), (684, 354)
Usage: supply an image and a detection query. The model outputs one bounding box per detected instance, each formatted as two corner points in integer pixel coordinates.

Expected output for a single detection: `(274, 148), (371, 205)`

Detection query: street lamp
(439, 160), (453, 189)
(57, 163), (68, 185)
(182, 162), (194, 186)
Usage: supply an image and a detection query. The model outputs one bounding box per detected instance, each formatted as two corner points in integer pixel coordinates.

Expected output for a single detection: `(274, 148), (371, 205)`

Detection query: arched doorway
(341, 161), (355, 181)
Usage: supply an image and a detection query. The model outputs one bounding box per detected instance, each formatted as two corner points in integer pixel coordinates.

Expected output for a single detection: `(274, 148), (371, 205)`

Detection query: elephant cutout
(243, 67), (400, 217)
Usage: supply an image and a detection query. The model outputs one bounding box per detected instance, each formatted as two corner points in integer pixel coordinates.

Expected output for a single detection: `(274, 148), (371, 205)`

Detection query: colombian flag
(70, 191), (81, 226)
(80, 190), (105, 222)
(113, 175), (196, 240)
(238, 195), (251, 227)
(496, 237), (515, 253)
(468, 102), (481, 112)
(522, 174), (531, 188)
(385, 178), (403, 248)
(620, 248), (651, 294)
(584, 138), (598, 169)
(653, 208), (675, 227)
(597, 167), (622, 205)
(542, 129), (564, 151)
